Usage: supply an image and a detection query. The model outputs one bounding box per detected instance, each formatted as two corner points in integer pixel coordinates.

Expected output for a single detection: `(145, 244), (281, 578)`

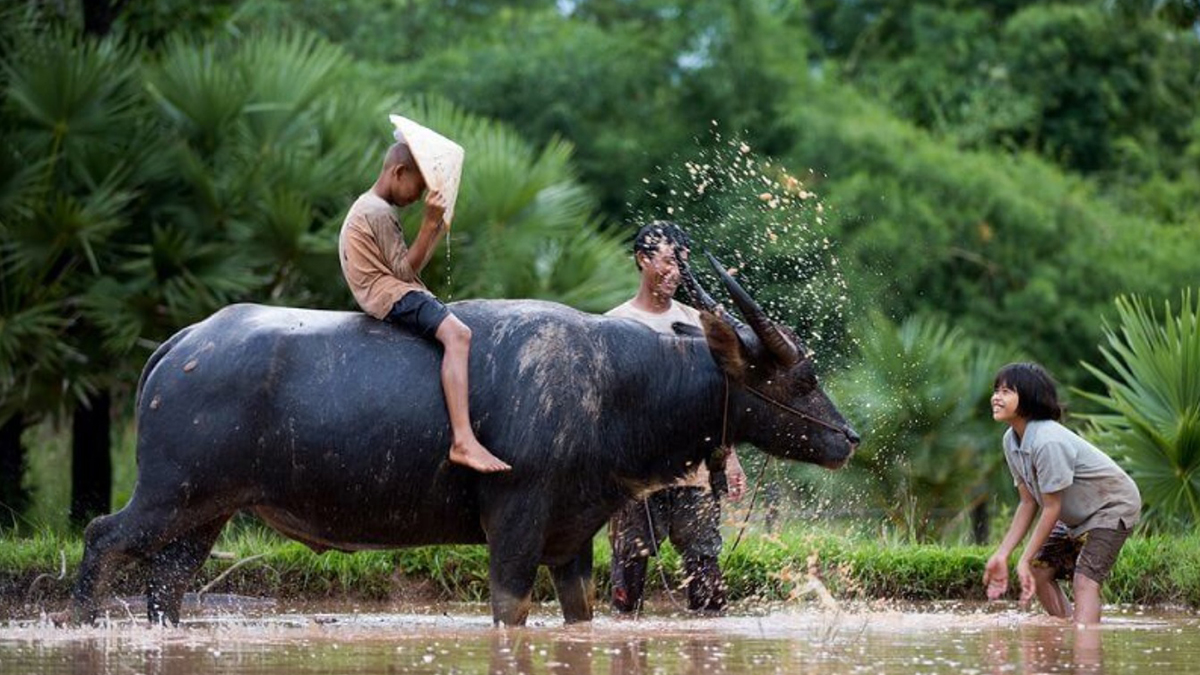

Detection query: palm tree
(1079, 291), (1200, 531)
(398, 98), (636, 312)
(1, 25), (150, 525)
(824, 312), (1004, 542)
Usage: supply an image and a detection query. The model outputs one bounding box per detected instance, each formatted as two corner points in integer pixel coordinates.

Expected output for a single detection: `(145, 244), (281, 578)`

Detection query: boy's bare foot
(450, 439), (511, 473)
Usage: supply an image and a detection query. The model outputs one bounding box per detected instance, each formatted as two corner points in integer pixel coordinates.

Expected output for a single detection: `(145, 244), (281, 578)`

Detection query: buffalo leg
(683, 554), (727, 612)
(484, 509), (544, 626)
(71, 512), (134, 623)
(550, 543), (595, 624)
(72, 496), (212, 624)
(146, 515), (229, 625)
(487, 552), (539, 627)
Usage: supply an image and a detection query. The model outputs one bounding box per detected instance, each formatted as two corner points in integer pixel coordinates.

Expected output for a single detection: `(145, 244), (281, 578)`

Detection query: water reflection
(1, 605), (1196, 675)
(982, 623), (1105, 675)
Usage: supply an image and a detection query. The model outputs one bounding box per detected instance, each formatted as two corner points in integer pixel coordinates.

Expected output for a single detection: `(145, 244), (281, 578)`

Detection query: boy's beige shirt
(339, 191), (429, 319)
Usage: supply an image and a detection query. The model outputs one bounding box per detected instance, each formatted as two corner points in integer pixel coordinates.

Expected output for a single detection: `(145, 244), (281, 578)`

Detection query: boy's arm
(1016, 490), (1063, 604)
(984, 481), (1038, 598)
(404, 190), (449, 274)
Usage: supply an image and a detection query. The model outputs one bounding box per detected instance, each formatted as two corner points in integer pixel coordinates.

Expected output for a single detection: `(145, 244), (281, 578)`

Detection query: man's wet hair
(993, 362), (1063, 421)
(633, 220), (691, 269)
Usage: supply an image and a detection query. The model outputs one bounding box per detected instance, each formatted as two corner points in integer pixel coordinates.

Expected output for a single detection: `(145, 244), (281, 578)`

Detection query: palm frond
(1078, 291), (1200, 531)
(145, 37), (250, 156)
(3, 29), (142, 181)
(237, 32), (350, 146)
(827, 311), (1003, 541)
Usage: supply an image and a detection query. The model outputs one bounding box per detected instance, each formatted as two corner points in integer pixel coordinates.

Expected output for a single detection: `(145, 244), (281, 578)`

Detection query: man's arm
(404, 190), (448, 274)
(984, 481), (1038, 599)
(725, 449), (746, 502)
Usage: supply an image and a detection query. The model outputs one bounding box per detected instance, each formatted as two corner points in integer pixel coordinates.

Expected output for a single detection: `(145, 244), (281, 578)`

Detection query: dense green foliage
(0, 20), (629, 419)
(1080, 292), (1200, 531)
(807, 1), (1200, 221)
(777, 83), (1194, 383)
(824, 313), (1004, 541)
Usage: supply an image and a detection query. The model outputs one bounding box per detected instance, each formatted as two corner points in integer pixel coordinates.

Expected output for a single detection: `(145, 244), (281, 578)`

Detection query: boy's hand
(983, 554), (1008, 600)
(1016, 559), (1036, 606)
(423, 189), (449, 230)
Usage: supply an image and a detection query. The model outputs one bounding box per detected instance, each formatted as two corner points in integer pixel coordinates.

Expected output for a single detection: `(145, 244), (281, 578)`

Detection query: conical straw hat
(389, 114), (465, 227)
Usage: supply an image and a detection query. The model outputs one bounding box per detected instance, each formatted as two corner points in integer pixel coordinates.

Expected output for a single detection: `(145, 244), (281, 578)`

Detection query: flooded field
(2, 600), (1198, 674)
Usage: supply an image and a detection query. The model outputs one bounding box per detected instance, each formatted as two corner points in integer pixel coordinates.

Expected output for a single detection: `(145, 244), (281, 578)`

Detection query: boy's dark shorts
(1033, 522), (1133, 583)
(386, 291), (449, 339)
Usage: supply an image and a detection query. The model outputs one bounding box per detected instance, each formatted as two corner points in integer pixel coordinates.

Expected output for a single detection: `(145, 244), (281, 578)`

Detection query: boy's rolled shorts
(1033, 522), (1133, 583)
(386, 291), (450, 339)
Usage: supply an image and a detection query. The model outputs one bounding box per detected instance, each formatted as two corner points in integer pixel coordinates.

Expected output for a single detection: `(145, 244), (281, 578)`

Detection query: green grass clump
(4, 525), (1199, 610)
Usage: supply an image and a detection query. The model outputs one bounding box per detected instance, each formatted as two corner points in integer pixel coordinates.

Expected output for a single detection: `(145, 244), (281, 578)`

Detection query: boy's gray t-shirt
(1003, 420), (1141, 536)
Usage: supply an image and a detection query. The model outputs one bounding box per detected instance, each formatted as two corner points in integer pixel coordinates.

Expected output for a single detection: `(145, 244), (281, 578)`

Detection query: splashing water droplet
(630, 127), (853, 358)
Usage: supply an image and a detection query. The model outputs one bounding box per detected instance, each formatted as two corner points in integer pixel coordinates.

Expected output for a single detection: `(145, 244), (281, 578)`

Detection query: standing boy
(606, 221), (746, 614)
(983, 362), (1140, 624)
(339, 117), (509, 473)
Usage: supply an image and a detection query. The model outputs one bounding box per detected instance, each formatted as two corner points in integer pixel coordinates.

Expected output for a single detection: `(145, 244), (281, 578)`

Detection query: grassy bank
(4, 525), (1199, 614)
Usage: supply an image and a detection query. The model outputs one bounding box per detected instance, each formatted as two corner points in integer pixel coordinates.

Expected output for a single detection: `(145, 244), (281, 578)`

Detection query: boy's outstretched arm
(984, 482), (1038, 599)
(405, 189), (449, 274)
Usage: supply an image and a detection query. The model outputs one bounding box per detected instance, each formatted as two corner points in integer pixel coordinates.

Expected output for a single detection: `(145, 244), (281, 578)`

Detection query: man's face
(639, 242), (686, 299)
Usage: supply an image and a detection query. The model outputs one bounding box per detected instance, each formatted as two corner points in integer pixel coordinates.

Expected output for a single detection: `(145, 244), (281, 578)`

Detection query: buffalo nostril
(845, 428), (861, 446)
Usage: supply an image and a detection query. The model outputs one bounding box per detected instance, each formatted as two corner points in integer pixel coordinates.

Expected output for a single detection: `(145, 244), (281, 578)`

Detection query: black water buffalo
(70, 265), (858, 626)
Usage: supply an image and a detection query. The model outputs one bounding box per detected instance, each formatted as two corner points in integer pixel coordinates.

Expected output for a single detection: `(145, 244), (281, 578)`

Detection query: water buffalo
(69, 263), (858, 626)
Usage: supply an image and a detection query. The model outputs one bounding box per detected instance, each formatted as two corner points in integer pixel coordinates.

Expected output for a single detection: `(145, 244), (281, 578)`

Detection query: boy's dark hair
(993, 362), (1063, 421)
(633, 220), (691, 270)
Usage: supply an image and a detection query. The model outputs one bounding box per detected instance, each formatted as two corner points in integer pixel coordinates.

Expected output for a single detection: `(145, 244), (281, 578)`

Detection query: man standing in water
(339, 117), (509, 473)
(606, 221), (746, 614)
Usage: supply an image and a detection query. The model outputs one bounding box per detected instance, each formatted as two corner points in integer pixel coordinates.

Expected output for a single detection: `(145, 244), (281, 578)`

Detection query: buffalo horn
(677, 253), (740, 327)
(705, 253), (801, 366)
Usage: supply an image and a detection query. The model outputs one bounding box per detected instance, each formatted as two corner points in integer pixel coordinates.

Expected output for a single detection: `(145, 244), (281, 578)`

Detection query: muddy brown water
(2, 599), (1198, 674)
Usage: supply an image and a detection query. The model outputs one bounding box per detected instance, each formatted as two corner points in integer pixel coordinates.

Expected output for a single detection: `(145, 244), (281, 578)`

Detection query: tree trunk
(70, 390), (112, 527)
(81, 0), (130, 36)
(0, 413), (31, 526)
(971, 500), (989, 546)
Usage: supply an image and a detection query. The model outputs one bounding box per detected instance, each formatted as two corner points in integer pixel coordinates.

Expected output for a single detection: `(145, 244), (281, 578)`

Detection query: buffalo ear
(700, 311), (746, 381)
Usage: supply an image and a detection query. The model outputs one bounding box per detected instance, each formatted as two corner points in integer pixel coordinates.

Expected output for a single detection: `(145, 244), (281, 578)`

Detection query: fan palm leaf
(396, 98), (635, 308)
(2, 30), (141, 185)
(145, 38), (250, 156)
(827, 312), (1003, 541)
(1079, 291), (1200, 530)
(236, 32), (349, 147)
